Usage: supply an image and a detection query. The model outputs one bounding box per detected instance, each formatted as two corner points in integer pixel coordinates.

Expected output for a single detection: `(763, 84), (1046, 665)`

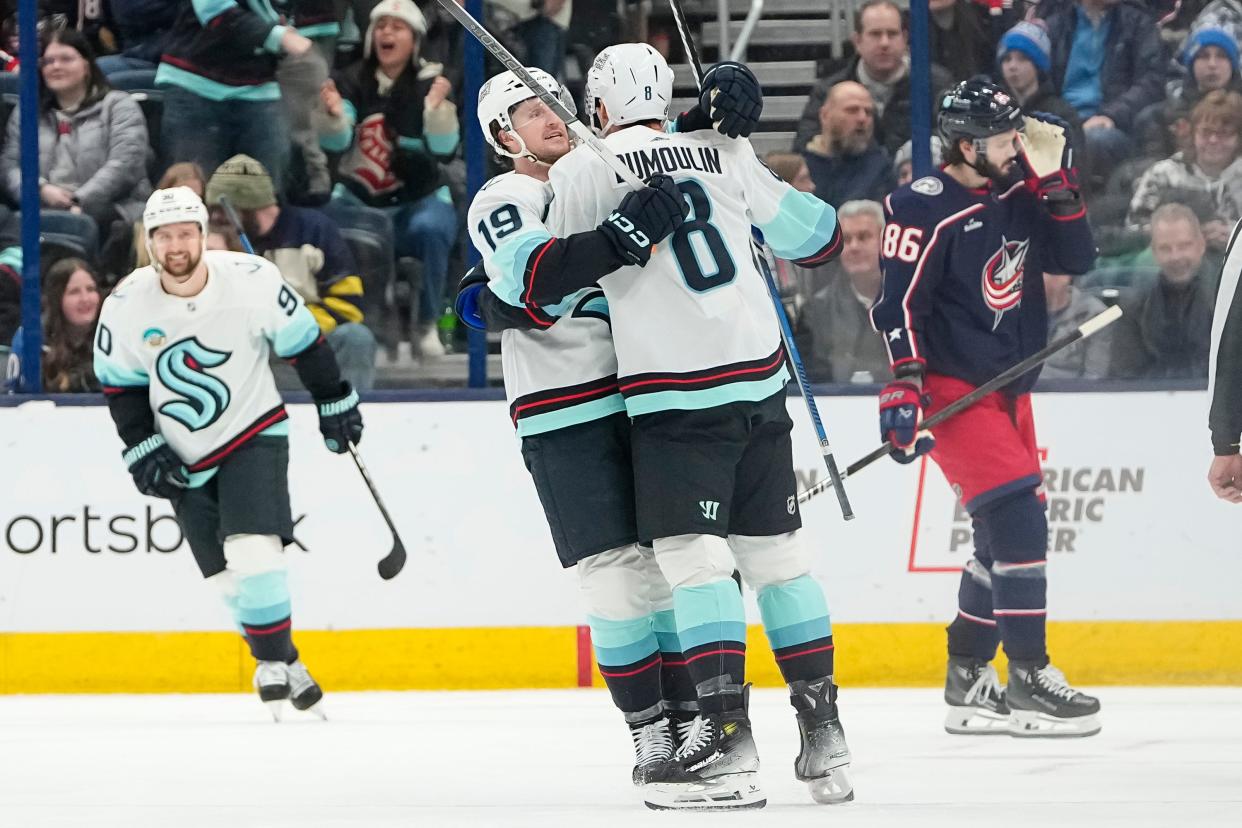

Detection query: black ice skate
(643, 685), (765, 811)
(944, 656), (1010, 735)
(287, 660), (326, 719)
(789, 677), (854, 804)
(628, 717), (675, 786)
(1007, 661), (1101, 738)
(253, 660), (291, 722)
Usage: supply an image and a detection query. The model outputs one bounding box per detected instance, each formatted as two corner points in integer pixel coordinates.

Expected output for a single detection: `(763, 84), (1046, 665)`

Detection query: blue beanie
(997, 21), (1052, 75)
(1181, 27), (1241, 73)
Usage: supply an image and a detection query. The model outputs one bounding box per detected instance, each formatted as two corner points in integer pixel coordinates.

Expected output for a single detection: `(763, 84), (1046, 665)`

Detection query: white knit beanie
(364, 0), (429, 60)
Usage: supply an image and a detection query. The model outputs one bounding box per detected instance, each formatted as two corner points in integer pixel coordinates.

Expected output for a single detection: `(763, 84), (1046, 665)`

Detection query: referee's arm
(1208, 223), (1242, 502)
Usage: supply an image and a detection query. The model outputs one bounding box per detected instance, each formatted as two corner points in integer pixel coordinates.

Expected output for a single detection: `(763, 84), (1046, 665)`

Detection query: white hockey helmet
(585, 43), (673, 136)
(143, 186), (209, 265)
(477, 67), (576, 160)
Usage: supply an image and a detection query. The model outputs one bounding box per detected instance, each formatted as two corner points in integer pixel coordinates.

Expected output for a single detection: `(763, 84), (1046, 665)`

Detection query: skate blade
(264, 700), (284, 723)
(297, 701), (327, 721)
(945, 704), (1011, 735)
(806, 766), (854, 805)
(1008, 710), (1101, 738)
(644, 772), (765, 811)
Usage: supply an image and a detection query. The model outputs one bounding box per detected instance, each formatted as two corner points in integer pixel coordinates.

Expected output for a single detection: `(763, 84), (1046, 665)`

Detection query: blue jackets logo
(981, 237), (1029, 330)
(155, 337), (232, 432)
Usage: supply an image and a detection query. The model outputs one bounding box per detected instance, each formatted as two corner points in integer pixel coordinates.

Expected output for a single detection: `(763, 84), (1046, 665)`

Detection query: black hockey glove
(317, 384), (363, 453)
(598, 173), (689, 266)
(123, 434), (189, 500)
(675, 61), (764, 139)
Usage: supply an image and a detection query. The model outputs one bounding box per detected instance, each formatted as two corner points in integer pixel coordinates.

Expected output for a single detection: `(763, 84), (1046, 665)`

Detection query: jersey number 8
(882, 224), (923, 263)
(671, 179), (736, 292)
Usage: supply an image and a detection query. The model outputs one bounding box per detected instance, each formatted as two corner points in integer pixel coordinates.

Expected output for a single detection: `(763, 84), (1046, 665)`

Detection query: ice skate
(1007, 661), (1101, 738)
(628, 717), (674, 786)
(287, 660), (326, 720)
(944, 656), (1010, 735)
(790, 677), (854, 804)
(642, 691), (765, 811)
(253, 661), (290, 722)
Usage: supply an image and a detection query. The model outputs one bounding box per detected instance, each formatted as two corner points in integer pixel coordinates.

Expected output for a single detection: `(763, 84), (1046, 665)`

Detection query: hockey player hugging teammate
(871, 78), (1102, 738)
(542, 45), (853, 810)
(93, 187), (364, 720)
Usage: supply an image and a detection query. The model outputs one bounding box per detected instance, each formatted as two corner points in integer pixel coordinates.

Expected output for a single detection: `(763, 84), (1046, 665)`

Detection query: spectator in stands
(5, 256), (101, 393)
(1044, 0), (1167, 190)
(1182, 0), (1242, 48)
(95, 0), (177, 83)
(995, 20), (1084, 149)
(794, 200), (892, 384)
(1110, 203), (1218, 379)
(764, 152), (815, 194)
(206, 219), (245, 253)
(801, 82), (896, 207)
(132, 162), (208, 272)
(0, 229), (18, 348)
(489, 0), (571, 78)
(278, 1), (343, 203)
(1043, 271), (1111, 378)
(893, 136), (944, 186)
(319, 0), (460, 358)
(1174, 26), (1242, 105)
(0, 29), (151, 247)
(206, 154), (378, 391)
(156, 1), (312, 193)
(929, 0), (1006, 83)
(794, 0), (954, 155)
(1128, 90), (1242, 251)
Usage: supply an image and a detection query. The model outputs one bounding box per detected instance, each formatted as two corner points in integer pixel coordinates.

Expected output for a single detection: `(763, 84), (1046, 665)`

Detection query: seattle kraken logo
(155, 337), (232, 431)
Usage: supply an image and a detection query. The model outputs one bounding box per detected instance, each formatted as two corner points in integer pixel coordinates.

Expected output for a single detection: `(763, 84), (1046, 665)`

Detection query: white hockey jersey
(468, 171), (624, 436)
(94, 251), (322, 470)
(546, 127), (840, 416)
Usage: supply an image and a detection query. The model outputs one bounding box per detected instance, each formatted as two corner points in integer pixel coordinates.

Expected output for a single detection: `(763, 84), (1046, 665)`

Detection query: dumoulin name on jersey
(546, 128), (841, 416)
(870, 169), (1095, 395)
(468, 171), (625, 436)
(93, 251), (322, 469)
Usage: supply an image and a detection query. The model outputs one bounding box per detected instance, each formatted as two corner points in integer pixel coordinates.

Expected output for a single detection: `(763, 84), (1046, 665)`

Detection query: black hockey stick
(798, 305), (1124, 505)
(669, 1), (854, 520)
(348, 443), (408, 580)
(218, 196), (406, 579)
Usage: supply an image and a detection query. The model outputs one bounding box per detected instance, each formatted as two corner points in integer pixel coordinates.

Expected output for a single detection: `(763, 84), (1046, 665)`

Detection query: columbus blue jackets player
(870, 78), (1101, 738)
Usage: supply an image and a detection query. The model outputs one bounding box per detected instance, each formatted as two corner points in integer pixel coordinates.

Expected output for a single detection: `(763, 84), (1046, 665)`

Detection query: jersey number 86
(882, 224), (923, 263)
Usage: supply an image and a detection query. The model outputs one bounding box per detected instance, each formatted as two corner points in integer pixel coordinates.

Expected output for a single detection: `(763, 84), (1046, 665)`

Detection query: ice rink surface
(1, 687), (1239, 828)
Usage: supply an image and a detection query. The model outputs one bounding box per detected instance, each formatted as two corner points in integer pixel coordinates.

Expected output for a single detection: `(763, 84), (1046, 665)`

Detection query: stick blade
(378, 540), (407, 580)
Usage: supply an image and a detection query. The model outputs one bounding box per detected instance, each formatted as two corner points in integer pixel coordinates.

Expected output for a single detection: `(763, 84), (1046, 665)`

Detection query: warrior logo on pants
(156, 337), (232, 431)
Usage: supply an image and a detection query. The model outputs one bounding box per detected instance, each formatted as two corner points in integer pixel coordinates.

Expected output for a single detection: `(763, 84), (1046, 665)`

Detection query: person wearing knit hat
(996, 19), (1083, 154)
(206, 154), (379, 390)
(1182, 27), (1241, 97)
(996, 20), (1051, 77)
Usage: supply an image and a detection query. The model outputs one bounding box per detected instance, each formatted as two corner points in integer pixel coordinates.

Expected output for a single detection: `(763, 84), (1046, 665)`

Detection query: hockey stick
(434, 0), (645, 190)
(218, 197), (407, 579)
(669, 1), (855, 520)
(797, 304), (1124, 505)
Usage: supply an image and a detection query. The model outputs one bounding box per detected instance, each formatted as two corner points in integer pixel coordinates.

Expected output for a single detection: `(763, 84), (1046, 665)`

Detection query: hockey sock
(588, 613), (664, 722)
(756, 574), (835, 684)
(653, 608), (698, 710)
(983, 492), (1049, 663)
(236, 570), (298, 664)
(947, 519), (1002, 660)
(672, 579), (747, 713)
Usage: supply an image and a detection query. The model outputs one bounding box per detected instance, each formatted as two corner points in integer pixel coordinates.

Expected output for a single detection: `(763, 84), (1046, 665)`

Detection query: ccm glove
(675, 61), (764, 138)
(878, 375), (935, 465)
(123, 434), (189, 499)
(598, 173), (688, 266)
(318, 384), (363, 453)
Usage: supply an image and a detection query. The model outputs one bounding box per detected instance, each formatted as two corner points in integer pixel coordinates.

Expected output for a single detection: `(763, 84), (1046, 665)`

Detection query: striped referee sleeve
(1209, 220), (1242, 455)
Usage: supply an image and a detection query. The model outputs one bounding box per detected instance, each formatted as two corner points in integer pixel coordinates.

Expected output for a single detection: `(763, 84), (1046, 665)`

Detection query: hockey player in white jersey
(544, 44), (852, 810)
(93, 187), (364, 720)
(458, 62), (764, 793)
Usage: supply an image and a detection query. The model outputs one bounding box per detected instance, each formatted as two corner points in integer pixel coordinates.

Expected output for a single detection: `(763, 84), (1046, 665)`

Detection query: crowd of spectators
(0, 0), (1235, 391)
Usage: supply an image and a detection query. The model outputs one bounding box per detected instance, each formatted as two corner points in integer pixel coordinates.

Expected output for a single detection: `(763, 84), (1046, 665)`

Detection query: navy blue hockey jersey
(870, 169), (1096, 395)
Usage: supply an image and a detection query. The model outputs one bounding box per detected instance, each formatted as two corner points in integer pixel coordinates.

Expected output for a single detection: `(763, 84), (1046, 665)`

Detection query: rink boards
(1, 391), (1239, 692)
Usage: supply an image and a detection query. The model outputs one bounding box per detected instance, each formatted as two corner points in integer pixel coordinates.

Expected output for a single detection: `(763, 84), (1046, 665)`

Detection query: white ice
(1, 688), (1240, 828)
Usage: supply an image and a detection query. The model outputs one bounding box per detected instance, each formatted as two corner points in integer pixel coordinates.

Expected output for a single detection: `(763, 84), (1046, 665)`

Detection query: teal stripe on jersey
(758, 189), (838, 262)
(260, 421), (290, 438)
(236, 571), (291, 626)
(262, 25), (287, 53)
(397, 135), (428, 153)
(185, 467), (218, 489)
(426, 131), (460, 156)
(298, 22), (341, 40)
(678, 620), (749, 652)
(192, 0), (236, 25)
(588, 614), (658, 667)
(94, 355), (148, 387)
(757, 575), (832, 649)
(155, 63), (281, 102)
(580, 294), (610, 318)
(0, 245), (21, 270)
(673, 580), (746, 649)
(491, 230), (553, 306)
(271, 308), (321, 358)
(515, 393), (627, 436)
(623, 368), (789, 417)
(319, 99), (357, 152)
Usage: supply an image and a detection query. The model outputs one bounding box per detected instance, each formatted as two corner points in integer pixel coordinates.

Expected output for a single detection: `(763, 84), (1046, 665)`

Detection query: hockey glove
(1018, 113), (1080, 201)
(598, 173), (689, 266)
(675, 61), (764, 139)
(879, 377), (935, 465)
(317, 384), (363, 453)
(123, 434), (189, 500)
(455, 263), (488, 332)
